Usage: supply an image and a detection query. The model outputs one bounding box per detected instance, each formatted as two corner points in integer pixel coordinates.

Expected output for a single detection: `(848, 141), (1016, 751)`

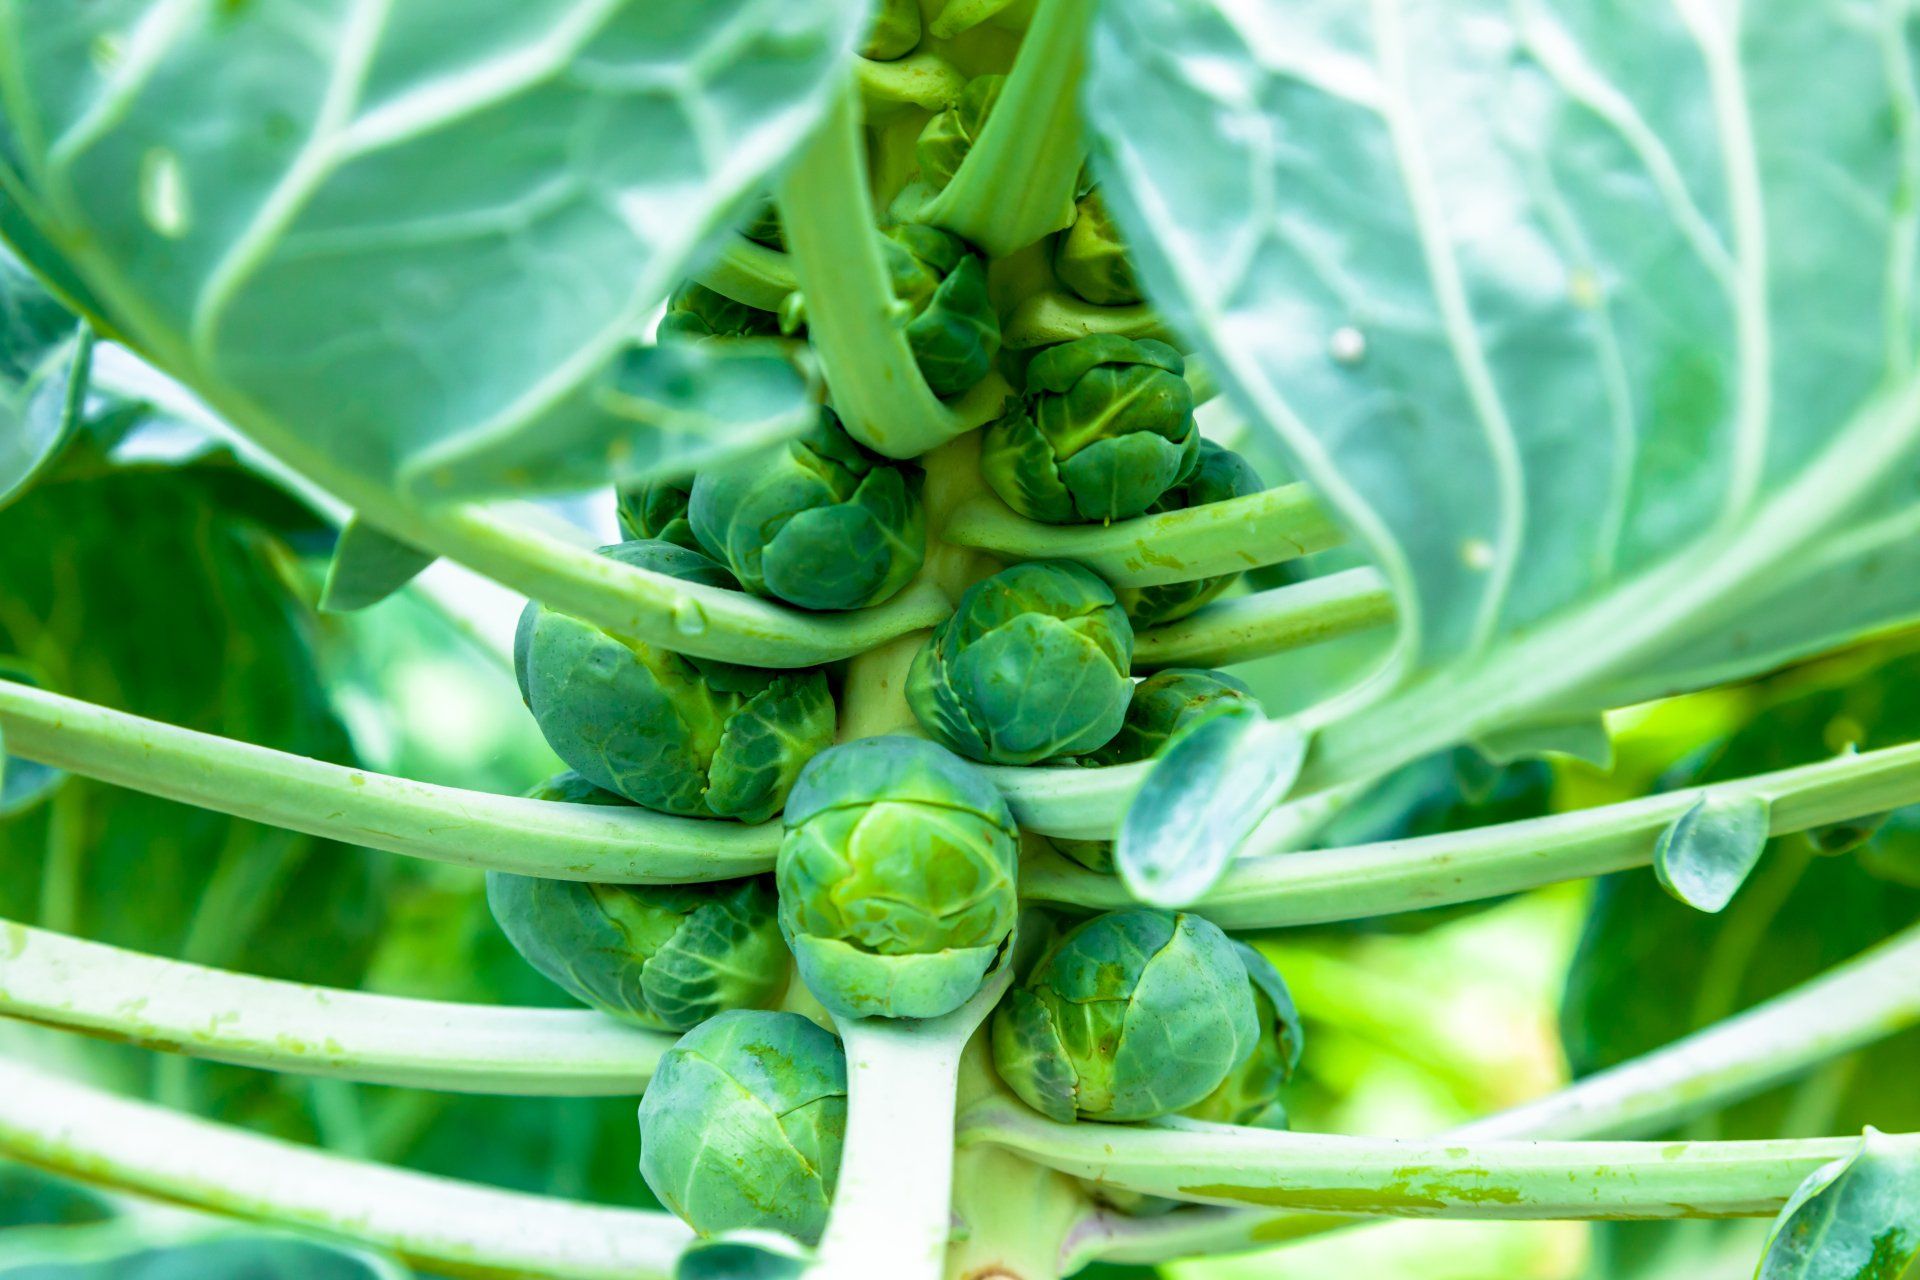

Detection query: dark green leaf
(320, 518), (435, 614)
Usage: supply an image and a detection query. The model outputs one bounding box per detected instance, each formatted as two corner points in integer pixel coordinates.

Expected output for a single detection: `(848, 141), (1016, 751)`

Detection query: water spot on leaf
(139, 148), (191, 239)
(673, 596), (708, 636)
(1328, 326), (1366, 365)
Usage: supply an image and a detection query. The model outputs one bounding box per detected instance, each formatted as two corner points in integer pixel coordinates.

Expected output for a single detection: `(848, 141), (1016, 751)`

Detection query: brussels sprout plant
(2, 5), (1919, 1280)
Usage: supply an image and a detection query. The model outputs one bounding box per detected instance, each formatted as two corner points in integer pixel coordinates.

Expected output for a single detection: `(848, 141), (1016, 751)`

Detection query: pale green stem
(0, 1057), (688, 1279)
(0, 918), (673, 1094)
(1023, 738), (1920, 926)
(812, 970), (1011, 1280)
(966, 1107), (1888, 1220)
(857, 52), (969, 114)
(920, 0), (1093, 256)
(778, 81), (972, 457)
(942, 483), (1345, 588)
(690, 235), (798, 313)
(0, 679), (778, 883)
(1064, 916), (1920, 1266)
(1132, 567), (1396, 670)
(1001, 291), (1175, 350)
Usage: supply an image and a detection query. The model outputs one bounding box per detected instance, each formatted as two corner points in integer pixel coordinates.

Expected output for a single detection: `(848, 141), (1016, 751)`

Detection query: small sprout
(1111, 442), (1266, 626)
(861, 0), (921, 60)
(906, 561), (1134, 765)
(980, 334), (1199, 524)
(1182, 941), (1303, 1127)
(615, 475), (699, 550)
(881, 224), (1001, 397)
(1084, 668), (1258, 766)
(514, 540), (836, 822)
(658, 282), (782, 342)
(688, 411), (926, 612)
(485, 871), (789, 1031)
(1054, 189), (1142, 307)
(638, 1010), (847, 1244)
(777, 736), (1019, 1019)
(990, 909), (1258, 1122)
(916, 75), (1004, 190)
(738, 194), (786, 251)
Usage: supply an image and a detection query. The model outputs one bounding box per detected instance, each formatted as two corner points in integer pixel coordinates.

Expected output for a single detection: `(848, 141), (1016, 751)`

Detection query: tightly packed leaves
(777, 736), (1019, 1019)
(881, 224), (1001, 397)
(1054, 190), (1142, 307)
(917, 75), (1004, 191)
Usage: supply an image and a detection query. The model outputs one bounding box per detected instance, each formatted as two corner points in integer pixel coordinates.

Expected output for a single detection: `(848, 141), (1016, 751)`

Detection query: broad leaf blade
(674, 1231), (813, 1280)
(0, 0), (864, 496)
(1653, 792), (1770, 913)
(1757, 1129), (1920, 1280)
(321, 516), (436, 613)
(1087, 0), (1920, 788)
(1117, 710), (1306, 907)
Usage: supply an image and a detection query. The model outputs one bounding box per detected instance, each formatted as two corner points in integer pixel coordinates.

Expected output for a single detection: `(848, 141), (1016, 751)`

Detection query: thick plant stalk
(1130, 568), (1396, 670)
(1024, 738), (1920, 925)
(0, 680), (778, 883)
(0, 919), (674, 1094)
(966, 1109), (1898, 1220)
(1062, 918), (1920, 1266)
(0, 1057), (689, 1280)
(811, 971), (1011, 1280)
(941, 483), (1346, 587)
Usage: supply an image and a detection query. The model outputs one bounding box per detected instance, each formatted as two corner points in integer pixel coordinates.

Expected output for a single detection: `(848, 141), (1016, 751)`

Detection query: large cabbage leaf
(1088, 0), (1920, 795)
(0, 0), (861, 495)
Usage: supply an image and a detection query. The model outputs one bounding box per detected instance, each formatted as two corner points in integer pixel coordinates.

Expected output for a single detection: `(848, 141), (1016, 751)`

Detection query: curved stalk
(0, 680), (779, 883)
(1131, 568), (1396, 670)
(942, 484), (1344, 588)
(0, 918), (674, 1094)
(779, 82), (970, 457)
(920, 0), (1093, 256)
(811, 970), (1011, 1280)
(857, 52), (968, 114)
(1023, 738), (1920, 926)
(1001, 291), (1174, 350)
(966, 1106), (1891, 1220)
(691, 235), (798, 313)
(0, 1056), (690, 1280)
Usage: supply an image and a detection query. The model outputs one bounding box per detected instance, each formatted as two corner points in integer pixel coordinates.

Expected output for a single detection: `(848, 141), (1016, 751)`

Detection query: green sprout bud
(1054, 189), (1142, 307)
(615, 476), (699, 550)
(1112, 442), (1266, 626)
(515, 540), (836, 822)
(1084, 668), (1257, 767)
(882, 224), (1001, 398)
(907, 561), (1134, 765)
(861, 0), (922, 60)
(688, 411), (926, 612)
(658, 282), (781, 342)
(916, 75), (1004, 190)
(777, 736), (1019, 1019)
(980, 334), (1198, 524)
(991, 909), (1258, 1122)
(739, 195), (785, 251)
(638, 1010), (847, 1243)
(486, 872), (789, 1031)
(1183, 941), (1303, 1127)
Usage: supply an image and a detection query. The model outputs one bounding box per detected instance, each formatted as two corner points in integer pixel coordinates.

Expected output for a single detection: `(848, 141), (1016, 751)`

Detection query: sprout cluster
(492, 67), (1308, 1247)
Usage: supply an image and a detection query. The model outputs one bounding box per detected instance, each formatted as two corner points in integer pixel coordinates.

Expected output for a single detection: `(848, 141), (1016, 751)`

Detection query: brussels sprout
(523, 769), (631, 806)
(777, 736), (1019, 1019)
(658, 282), (781, 342)
(615, 476), (699, 550)
(916, 75), (1004, 190)
(1183, 941), (1303, 1127)
(638, 1010), (847, 1243)
(991, 909), (1258, 1122)
(486, 872), (789, 1031)
(882, 224), (1000, 397)
(688, 412), (925, 612)
(739, 194), (785, 251)
(906, 561), (1133, 765)
(515, 540), (836, 822)
(1112, 442), (1266, 626)
(980, 334), (1198, 524)
(1084, 668), (1257, 767)
(1055, 189), (1142, 307)
(861, 0), (921, 60)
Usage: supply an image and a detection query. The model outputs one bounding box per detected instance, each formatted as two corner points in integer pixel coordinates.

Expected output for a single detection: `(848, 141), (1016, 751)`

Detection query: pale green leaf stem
(0, 679), (780, 883)
(1130, 568), (1396, 671)
(0, 1056), (690, 1280)
(1066, 918), (1920, 1265)
(692, 235), (800, 314)
(1025, 738), (1920, 926)
(0, 918), (673, 1094)
(856, 51), (968, 114)
(1000, 290), (1174, 350)
(941, 483), (1346, 588)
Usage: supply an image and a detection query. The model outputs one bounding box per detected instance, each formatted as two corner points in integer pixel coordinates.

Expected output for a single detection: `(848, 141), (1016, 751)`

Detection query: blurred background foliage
(2, 392), (1917, 1278)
